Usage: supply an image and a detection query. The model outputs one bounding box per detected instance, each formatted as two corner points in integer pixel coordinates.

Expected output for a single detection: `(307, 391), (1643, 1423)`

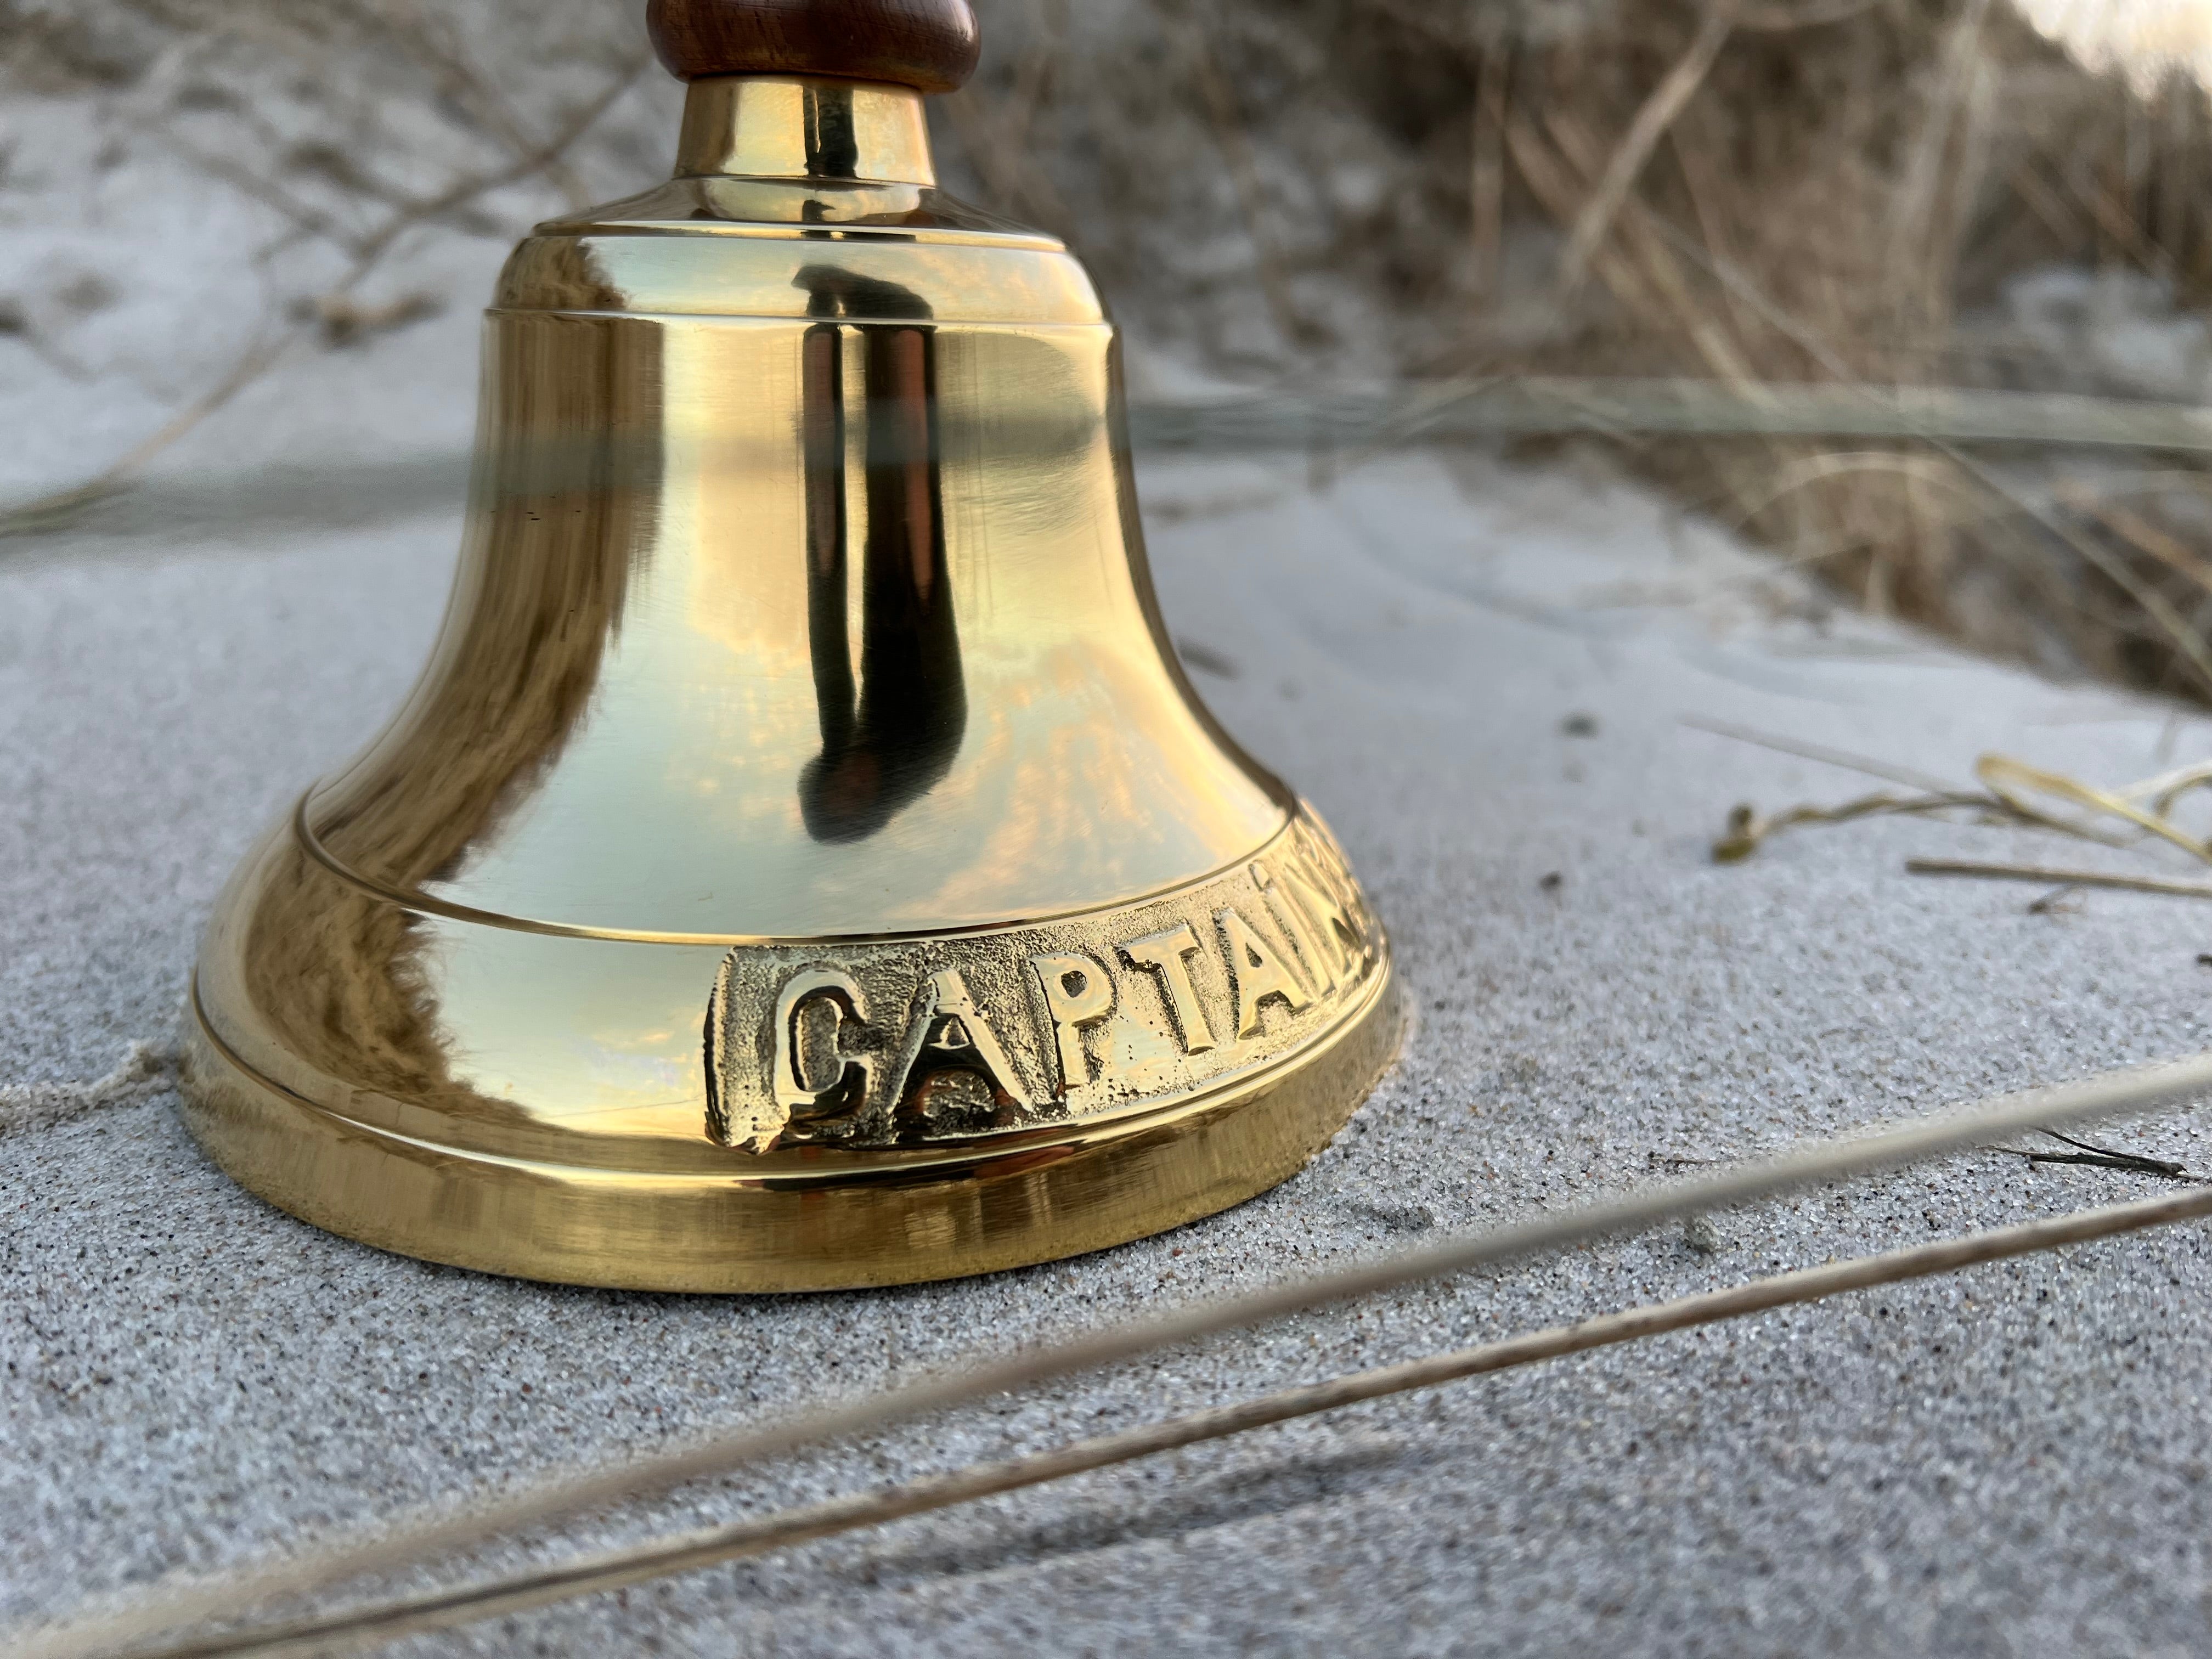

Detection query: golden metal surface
(183, 72), (1401, 1290)
(674, 77), (935, 184)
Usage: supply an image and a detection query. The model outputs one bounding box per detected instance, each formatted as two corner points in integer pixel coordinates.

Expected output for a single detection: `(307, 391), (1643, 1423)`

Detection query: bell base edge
(178, 967), (1402, 1293)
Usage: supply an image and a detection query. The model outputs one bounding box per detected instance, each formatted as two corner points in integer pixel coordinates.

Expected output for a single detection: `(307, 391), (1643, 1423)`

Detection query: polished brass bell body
(182, 70), (1402, 1290)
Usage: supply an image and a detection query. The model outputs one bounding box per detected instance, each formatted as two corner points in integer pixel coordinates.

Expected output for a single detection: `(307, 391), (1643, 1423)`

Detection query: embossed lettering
(1252, 860), (1335, 996)
(1119, 922), (1217, 1054)
(1257, 852), (1372, 991)
(772, 966), (872, 1141)
(704, 961), (740, 1147)
(704, 810), (1383, 1154)
(1215, 906), (1312, 1038)
(1029, 951), (1116, 1094)
(1281, 851), (1368, 974)
(882, 967), (1034, 1119)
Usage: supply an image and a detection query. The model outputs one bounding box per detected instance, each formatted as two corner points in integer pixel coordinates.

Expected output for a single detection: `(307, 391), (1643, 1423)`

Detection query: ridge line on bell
(289, 790), (1328, 950)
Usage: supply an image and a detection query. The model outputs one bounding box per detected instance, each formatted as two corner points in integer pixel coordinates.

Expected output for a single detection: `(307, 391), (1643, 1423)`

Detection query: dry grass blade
(2128, 759), (2212, 818)
(21, 1051), (2212, 1659)
(2026, 1127), (2190, 1177)
(0, 335), (295, 531)
(1711, 791), (1989, 862)
(1906, 858), (2212, 899)
(1681, 716), (1959, 794)
(1975, 753), (2212, 861)
(103, 1186), (2212, 1659)
(2057, 484), (2212, 598)
(1469, 44), (1511, 303)
(1938, 447), (2212, 706)
(1559, 1), (1740, 295)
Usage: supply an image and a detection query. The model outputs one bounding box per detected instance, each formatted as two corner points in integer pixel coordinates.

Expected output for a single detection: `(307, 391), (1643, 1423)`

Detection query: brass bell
(182, 0), (1402, 1290)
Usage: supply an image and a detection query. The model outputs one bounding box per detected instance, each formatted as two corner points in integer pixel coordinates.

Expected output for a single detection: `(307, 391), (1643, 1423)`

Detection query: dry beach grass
(10, 0), (2212, 701)
(951, 0), (2212, 699)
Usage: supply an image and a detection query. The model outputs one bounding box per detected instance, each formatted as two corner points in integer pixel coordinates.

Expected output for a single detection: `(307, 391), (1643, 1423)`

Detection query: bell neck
(674, 76), (937, 187)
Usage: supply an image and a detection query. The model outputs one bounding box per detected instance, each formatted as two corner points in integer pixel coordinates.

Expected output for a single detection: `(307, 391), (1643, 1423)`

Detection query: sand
(8, 440), (2212, 1655)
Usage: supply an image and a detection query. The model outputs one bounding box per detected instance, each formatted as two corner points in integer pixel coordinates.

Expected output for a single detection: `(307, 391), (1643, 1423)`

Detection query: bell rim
(177, 962), (1404, 1293)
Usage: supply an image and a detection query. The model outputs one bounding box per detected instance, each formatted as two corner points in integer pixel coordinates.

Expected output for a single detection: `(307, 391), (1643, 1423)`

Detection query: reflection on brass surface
(183, 71), (1401, 1291)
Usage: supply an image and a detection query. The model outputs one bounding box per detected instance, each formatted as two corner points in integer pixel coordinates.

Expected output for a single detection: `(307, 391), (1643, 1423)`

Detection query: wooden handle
(647, 0), (980, 93)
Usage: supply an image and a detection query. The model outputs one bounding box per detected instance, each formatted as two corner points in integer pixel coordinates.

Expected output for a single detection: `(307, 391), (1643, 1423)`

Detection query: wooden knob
(647, 0), (980, 93)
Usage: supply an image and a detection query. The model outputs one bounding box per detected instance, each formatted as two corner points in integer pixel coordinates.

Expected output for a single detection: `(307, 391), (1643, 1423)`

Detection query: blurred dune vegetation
(10, 0), (2212, 699)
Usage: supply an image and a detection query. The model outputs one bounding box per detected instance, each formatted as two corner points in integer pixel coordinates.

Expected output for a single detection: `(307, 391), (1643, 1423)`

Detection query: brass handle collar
(673, 75), (936, 185)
